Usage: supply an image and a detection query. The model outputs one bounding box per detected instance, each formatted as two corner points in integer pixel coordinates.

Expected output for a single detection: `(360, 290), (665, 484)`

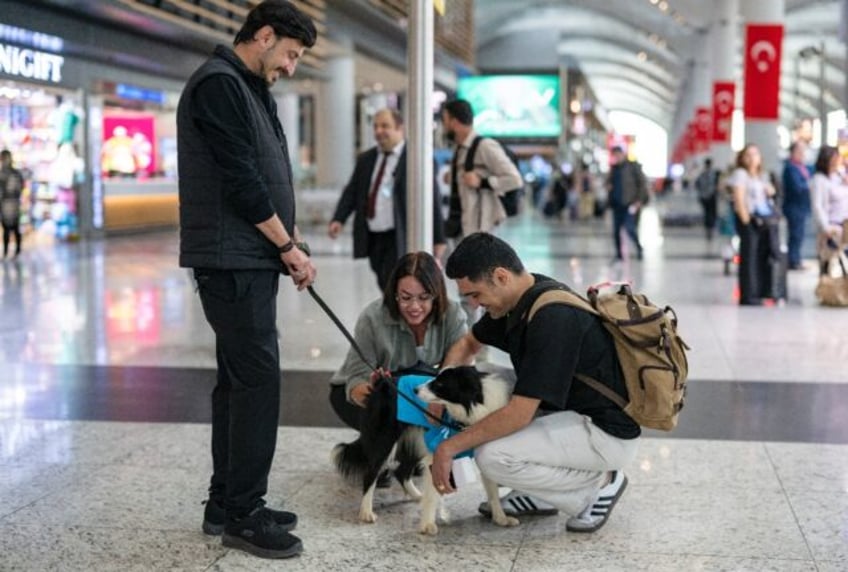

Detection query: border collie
(332, 366), (518, 535)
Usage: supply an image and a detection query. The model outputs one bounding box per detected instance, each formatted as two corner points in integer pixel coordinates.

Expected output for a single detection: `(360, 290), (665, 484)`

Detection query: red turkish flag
(712, 81), (735, 142)
(743, 24), (783, 120)
(695, 107), (712, 151)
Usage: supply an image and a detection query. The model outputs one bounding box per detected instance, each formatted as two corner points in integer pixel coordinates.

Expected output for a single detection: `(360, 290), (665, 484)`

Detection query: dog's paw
(359, 509), (377, 524)
(418, 521), (439, 535)
(492, 514), (520, 527)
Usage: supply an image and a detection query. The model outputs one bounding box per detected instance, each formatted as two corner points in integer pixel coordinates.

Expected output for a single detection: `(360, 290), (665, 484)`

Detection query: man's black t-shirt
(472, 274), (640, 439)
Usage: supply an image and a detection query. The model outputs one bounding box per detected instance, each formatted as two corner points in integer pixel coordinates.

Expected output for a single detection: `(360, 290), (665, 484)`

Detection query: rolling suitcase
(767, 252), (788, 301)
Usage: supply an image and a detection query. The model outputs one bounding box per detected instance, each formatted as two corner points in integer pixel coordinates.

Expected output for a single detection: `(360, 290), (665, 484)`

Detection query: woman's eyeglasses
(396, 293), (434, 306)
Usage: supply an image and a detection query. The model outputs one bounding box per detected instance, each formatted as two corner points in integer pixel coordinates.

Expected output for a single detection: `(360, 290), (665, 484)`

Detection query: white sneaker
(478, 490), (558, 518)
(566, 471), (628, 533)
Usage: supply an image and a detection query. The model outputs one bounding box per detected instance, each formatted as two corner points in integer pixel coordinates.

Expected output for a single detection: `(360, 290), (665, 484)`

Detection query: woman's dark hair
(383, 252), (449, 325)
(234, 0), (317, 48)
(445, 232), (524, 283)
(814, 145), (838, 175)
(441, 99), (474, 126)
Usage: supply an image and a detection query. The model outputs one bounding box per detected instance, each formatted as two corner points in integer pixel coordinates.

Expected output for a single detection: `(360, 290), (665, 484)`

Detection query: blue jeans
(612, 206), (642, 259)
(784, 209), (808, 267)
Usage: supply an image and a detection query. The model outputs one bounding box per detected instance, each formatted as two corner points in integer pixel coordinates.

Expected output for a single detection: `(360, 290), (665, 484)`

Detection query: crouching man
(431, 232), (639, 532)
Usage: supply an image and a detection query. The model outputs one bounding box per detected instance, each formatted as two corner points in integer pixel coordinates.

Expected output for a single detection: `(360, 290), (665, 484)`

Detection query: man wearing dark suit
(328, 108), (446, 291)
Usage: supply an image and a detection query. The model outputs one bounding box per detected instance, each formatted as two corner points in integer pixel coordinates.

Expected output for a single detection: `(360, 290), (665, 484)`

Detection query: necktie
(367, 152), (389, 219)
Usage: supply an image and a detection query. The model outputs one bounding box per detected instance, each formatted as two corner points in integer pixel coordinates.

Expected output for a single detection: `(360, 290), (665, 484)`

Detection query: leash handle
(307, 285), (463, 432)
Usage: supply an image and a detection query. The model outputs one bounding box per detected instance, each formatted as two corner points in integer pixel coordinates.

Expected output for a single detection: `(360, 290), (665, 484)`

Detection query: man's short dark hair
(234, 0), (317, 48)
(442, 99), (474, 126)
(0, 150), (11, 161)
(704, 158), (712, 168)
(445, 233), (524, 282)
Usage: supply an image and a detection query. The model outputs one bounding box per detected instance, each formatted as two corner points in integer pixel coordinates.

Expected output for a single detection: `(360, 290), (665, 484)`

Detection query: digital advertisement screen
(456, 75), (561, 138)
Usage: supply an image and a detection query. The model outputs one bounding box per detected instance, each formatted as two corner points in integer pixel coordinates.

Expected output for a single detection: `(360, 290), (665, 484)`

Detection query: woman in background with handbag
(729, 144), (781, 305)
(810, 146), (848, 305)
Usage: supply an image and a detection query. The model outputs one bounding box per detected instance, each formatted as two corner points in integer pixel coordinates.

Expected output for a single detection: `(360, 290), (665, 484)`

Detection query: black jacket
(178, 45), (295, 270)
(331, 145), (445, 259)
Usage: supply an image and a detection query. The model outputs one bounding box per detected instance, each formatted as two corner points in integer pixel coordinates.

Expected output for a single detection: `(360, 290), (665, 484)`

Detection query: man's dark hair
(445, 233), (524, 282)
(0, 150), (11, 162)
(441, 99), (474, 126)
(234, 0), (317, 48)
(384, 252), (449, 324)
(704, 158), (712, 168)
(814, 145), (838, 175)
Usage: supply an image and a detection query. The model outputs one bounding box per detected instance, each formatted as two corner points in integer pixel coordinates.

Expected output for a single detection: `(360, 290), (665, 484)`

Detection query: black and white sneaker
(566, 470), (628, 533)
(478, 490), (559, 518)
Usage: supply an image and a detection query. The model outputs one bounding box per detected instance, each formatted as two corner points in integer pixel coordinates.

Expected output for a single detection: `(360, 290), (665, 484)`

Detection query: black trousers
(194, 268), (281, 518)
(367, 229), (398, 293)
(2, 222), (21, 256)
(700, 196), (718, 238)
(329, 384), (361, 430)
(736, 218), (780, 304)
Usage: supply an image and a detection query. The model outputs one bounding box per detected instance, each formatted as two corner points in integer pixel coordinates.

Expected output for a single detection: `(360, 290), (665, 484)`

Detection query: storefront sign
(0, 42), (64, 83)
(115, 83), (165, 105)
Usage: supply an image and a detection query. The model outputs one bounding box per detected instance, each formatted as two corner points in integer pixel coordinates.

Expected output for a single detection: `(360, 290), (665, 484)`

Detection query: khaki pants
(475, 410), (639, 516)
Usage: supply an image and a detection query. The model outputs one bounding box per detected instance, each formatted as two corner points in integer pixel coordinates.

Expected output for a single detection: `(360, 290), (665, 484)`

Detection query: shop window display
(0, 86), (83, 241)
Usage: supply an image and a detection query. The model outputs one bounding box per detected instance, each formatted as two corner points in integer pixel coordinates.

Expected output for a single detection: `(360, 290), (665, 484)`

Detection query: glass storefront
(0, 81), (84, 242)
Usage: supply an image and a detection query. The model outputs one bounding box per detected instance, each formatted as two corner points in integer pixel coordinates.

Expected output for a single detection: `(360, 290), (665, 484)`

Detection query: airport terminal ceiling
(474, 0), (846, 132)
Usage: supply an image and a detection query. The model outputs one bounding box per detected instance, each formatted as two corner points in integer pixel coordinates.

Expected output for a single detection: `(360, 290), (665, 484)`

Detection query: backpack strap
(525, 289), (629, 410)
(464, 136), (484, 172)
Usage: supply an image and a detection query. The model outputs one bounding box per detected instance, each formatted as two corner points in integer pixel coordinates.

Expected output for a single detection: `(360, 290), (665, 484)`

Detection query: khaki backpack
(527, 283), (690, 431)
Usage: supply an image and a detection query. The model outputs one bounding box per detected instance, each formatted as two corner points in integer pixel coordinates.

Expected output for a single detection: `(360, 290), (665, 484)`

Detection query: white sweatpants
(475, 410), (639, 516)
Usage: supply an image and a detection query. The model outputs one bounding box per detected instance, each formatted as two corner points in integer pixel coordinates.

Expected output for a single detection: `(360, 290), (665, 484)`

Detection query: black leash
(307, 285), (463, 432)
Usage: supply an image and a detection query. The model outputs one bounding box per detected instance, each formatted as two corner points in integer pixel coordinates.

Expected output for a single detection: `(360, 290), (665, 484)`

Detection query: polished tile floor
(0, 200), (846, 571)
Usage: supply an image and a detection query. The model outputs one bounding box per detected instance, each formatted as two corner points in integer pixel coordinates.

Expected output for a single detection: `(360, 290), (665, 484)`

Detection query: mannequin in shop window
(0, 149), (24, 258)
(48, 142), (84, 240)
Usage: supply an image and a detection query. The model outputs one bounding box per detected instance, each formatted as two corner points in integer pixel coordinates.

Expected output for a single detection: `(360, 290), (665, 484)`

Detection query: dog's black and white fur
(332, 366), (518, 535)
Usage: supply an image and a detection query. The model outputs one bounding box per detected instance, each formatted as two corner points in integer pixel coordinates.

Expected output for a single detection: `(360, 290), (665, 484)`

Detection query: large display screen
(456, 75), (561, 138)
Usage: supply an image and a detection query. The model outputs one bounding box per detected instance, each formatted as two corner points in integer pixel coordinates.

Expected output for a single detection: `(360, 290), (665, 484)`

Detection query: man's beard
(444, 130), (456, 144)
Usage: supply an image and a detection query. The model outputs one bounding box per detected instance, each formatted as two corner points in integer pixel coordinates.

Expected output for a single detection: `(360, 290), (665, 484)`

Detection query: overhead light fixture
(637, 51), (648, 61)
(658, 1), (669, 11)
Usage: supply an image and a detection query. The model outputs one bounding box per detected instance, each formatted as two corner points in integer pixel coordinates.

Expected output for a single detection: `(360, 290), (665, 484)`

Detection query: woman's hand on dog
(350, 383), (372, 407)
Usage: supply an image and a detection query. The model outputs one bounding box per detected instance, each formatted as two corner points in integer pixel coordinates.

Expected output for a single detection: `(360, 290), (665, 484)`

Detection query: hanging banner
(743, 24), (783, 120)
(695, 106), (712, 152)
(712, 81), (735, 142)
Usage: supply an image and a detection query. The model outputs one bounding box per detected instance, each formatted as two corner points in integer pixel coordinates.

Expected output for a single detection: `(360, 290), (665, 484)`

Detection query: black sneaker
(203, 498), (297, 536)
(222, 507), (303, 559)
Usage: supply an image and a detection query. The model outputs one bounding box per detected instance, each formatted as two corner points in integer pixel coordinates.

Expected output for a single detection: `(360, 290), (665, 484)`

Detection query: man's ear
(492, 267), (511, 287)
(255, 25), (276, 46)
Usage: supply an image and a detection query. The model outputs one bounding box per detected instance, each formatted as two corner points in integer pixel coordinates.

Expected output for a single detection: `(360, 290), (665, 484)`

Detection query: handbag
(815, 251), (848, 307)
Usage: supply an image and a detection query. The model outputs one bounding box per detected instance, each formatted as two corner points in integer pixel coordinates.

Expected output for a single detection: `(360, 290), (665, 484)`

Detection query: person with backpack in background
(605, 146), (648, 261)
(431, 232), (640, 534)
(781, 141), (812, 270)
(695, 158), (720, 241)
(441, 99), (523, 239)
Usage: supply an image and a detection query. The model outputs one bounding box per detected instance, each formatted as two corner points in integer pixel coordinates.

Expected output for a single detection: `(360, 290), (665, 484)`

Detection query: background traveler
(0, 150), (24, 259)
(328, 108), (446, 291)
(781, 141), (812, 270)
(605, 146), (648, 261)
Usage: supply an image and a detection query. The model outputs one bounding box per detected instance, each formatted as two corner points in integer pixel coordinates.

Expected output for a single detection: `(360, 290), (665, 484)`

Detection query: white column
(316, 39), (355, 188)
(406, 0), (434, 253)
(278, 92), (300, 182)
(711, 0), (738, 169)
(741, 0), (785, 174)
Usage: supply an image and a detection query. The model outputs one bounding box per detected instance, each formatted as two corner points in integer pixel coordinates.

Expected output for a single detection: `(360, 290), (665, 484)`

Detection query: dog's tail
(331, 439), (370, 485)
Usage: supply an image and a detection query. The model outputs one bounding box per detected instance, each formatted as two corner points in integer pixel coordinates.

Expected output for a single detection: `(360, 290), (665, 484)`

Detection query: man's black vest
(178, 45), (295, 270)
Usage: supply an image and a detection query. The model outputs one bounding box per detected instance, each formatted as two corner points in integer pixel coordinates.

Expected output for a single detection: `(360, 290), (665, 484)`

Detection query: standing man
(782, 141), (811, 270)
(328, 108), (446, 291)
(177, 0), (317, 560)
(694, 158), (719, 241)
(605, 146), (648, 261)
(441, 99), (523, 238)
(0, 150), (23, 259)
(432, 233), (639, 533)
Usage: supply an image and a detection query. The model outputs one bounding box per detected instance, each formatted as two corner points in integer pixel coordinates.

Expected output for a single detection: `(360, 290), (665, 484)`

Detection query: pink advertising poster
(102, 115), (156, 176)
